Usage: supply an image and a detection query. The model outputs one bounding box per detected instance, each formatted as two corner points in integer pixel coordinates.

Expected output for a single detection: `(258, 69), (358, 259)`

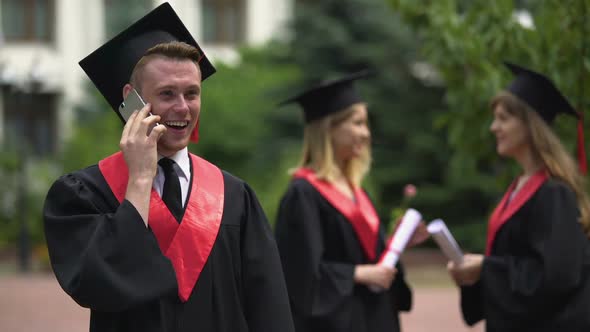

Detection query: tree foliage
(391, 0), (590, 183)
(194, 44), (301, 221)
(281, 0), (495, 247)
(389, 0), (590, 250)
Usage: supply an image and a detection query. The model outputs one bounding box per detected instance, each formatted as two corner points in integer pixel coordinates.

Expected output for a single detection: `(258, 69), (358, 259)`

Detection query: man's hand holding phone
(120, 103), (166, 180)
(119, 88), (166, 188)
(120, 102), (166, 225)
(118, 86), (166, 225)
(119, 88), (161, 137)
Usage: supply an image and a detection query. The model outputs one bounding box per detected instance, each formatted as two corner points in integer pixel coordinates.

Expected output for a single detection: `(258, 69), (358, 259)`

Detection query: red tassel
(190, 119), (199, 143)
(577, 112), (587, 175)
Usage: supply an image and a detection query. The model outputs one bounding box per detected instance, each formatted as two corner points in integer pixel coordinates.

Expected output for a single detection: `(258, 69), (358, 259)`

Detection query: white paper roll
(370, 208), (422, 292)
(427, 219), (463, 264)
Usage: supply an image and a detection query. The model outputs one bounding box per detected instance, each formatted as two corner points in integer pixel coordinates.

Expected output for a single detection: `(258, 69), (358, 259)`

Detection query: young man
(43, 3), (294, 332)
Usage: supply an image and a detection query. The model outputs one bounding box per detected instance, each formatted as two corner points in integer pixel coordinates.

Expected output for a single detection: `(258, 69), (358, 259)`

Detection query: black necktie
(158, 158), (183, 222)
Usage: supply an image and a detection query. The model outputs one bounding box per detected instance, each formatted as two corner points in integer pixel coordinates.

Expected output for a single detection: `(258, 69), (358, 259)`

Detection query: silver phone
(118, 88), (146, 122)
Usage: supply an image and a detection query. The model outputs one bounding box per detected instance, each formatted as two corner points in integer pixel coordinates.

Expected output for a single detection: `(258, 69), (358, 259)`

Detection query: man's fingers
(122, 111), (138, 139)
(120, 111), (139, 149)
(149, 124), (167, 142)
(129, 103), (152, 134)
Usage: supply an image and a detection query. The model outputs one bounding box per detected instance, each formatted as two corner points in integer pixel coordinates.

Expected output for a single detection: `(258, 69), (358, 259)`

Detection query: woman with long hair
(448, 62), (590, 331)
(275, 71), (427, 332)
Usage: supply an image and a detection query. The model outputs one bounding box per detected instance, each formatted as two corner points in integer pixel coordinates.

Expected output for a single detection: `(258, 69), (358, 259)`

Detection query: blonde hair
(491, 91), (590, 237)
(292, 103), (372, 187)
(130, 41), (201, 90)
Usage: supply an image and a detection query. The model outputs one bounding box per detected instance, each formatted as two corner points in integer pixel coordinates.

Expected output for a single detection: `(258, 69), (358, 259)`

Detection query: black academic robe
(274, 178), (412, 332)
(43, 163), (295, 332)
(460, 179), (590, 332)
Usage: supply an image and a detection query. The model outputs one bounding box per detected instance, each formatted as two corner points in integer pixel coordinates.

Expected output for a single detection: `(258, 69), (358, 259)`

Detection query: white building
(0, 0), (292, 155)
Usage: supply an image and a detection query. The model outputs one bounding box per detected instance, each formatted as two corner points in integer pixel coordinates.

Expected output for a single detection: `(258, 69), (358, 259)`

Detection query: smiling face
(330, 103), (371, 162)
(137, 56), (202, 156)
(490, 102), (530, 159)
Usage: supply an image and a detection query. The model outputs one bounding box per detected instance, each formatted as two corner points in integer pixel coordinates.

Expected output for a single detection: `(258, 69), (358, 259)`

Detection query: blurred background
(0, 0), (588, 331)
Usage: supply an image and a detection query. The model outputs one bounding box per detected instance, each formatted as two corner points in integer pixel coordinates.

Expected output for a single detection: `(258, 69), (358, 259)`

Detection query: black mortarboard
(79, 2), (216, 114)
(505, 62), (577, 123)
(282, 70), (371, 123)
(504, 61), (587, 174)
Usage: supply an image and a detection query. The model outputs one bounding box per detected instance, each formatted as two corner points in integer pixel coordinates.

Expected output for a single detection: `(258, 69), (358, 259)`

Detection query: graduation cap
(79, 2), (216, 116)
(504, 61), (586, 174)
(282, 70), (371, 123)
(505, 62), (577, 123)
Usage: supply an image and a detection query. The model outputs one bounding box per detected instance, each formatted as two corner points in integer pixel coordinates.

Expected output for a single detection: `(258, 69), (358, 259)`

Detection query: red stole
(486, 169), (548, 255)
(99, 152), (224, 302)
(293, 168), (380, 261)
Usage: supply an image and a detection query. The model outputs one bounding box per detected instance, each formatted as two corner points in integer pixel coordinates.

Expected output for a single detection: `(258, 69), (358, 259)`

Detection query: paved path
(401, 287), (484, 332)
(0, 275), (88, 332)
(0, 272), (483, 332)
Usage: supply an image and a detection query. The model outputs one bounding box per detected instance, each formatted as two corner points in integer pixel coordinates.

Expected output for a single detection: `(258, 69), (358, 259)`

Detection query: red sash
(486, 169), (548, 255)
(99, 152), (224, 302)
(293, 168), (380, 261)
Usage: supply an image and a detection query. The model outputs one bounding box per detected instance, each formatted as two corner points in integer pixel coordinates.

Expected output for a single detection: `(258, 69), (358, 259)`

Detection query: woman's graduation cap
(79, 2), (215, 122)
(504, 62), (586, 174)
(282, 70), (371, 123)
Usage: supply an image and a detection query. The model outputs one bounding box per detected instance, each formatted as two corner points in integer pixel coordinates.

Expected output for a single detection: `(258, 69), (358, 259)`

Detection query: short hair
(129, 41), (202, 90)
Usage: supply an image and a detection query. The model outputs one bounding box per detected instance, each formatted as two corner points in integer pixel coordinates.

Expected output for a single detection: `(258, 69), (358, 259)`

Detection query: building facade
(0, 0), (292, 155)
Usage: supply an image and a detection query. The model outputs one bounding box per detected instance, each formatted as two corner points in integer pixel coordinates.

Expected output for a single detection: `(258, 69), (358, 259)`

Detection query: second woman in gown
(275, 71), (425, 332)
(448, 63), (590, 331)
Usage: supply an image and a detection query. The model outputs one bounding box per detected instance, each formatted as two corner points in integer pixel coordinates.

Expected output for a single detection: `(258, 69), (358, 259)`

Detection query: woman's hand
(447, 253), (484, 286)
(354, 264), (397, 290)
(390, 218), (430, 248)
(407, 221), (430, 248)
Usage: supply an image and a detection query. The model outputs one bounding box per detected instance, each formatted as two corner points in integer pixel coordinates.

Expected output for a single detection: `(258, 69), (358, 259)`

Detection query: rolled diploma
(369, 208), (421, 292)
(427, 219), (463, 265)
(378, 208), (422, 268)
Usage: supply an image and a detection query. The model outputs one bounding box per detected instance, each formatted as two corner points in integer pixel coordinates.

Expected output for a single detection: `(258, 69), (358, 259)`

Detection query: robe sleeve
(274, 181), (356, 321)
(43, 173), (178, 312)
(240, 183), (295, 332)
(459, 281), (484, 325)
(390, 261), (412, 312)
(479, 181), (586, 321)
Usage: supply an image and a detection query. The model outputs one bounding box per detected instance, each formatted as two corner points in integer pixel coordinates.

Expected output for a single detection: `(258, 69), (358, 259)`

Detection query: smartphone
(118, 88), (147, 123)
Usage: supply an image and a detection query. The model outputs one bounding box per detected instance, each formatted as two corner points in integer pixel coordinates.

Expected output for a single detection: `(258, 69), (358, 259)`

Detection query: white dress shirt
(153, 147), (191, 207)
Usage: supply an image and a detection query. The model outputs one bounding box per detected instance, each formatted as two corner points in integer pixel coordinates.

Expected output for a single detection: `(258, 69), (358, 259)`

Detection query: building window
(2, 90), (57, 156)
(202, 0), (245, 44)
(1, 0), (55, 42)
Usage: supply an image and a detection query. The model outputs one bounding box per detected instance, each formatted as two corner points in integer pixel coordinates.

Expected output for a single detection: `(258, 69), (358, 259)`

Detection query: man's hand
(120, 104), (165, 180)
(447, 253), (484, 286)
(120, 104), (166, 225)
(354, 264), (397, 290)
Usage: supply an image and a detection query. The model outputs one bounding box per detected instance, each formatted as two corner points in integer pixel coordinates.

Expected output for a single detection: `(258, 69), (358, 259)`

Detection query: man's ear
(122, 83), (133, 99)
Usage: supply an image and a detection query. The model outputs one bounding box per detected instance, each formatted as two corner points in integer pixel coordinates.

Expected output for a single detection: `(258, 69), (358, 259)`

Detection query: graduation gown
(275, 176), (412, 332)
(460, 172), (590, 332)
(43, 152), (294, 332)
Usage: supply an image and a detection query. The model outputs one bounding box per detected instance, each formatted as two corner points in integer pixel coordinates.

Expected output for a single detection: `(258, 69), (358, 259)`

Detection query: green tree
(279, 0), (492, 248)
(194, 44), (301, 221)
(390, 0), (590, 250)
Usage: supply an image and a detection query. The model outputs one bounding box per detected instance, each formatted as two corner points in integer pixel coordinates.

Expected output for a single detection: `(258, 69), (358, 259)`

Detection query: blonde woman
(275, 71), (427, 332)
(448, 63), (590, 331)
